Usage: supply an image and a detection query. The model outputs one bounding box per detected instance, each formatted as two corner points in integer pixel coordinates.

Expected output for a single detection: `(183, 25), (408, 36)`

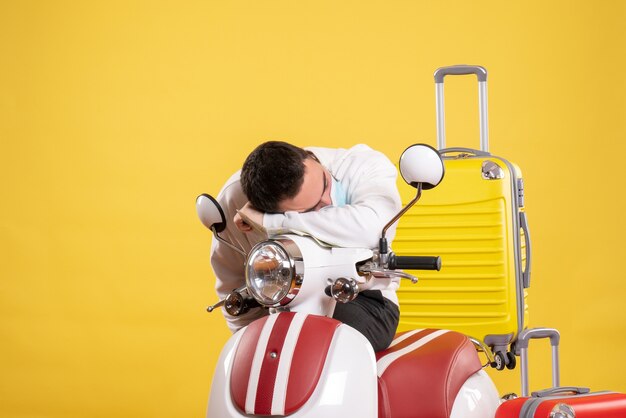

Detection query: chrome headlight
(245, 239), (302, 307)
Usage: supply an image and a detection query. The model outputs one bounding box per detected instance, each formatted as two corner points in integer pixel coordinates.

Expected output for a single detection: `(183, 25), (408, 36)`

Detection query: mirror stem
(380, 183), (423, 256)
(211, 226), (247, 257)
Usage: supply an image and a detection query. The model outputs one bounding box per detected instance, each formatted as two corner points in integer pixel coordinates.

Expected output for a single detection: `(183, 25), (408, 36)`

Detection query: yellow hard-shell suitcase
(395, 66), (530, 365)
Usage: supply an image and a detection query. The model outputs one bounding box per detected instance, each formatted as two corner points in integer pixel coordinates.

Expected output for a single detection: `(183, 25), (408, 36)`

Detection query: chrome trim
(330, 277), (359, 303)
(245, 238), (303, 307)
(481, 160), (504, 180)
(550, 403), (575, 418)
(469, 336), (496, 368)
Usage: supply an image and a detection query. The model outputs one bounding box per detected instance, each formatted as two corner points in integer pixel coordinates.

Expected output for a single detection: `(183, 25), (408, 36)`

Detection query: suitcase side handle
(520, 211), (532, 288)
(434, 65), (489, 152)
(531, 386), (590, 398)
(439, 147), (491, 157)
(515, 328), (561, 397)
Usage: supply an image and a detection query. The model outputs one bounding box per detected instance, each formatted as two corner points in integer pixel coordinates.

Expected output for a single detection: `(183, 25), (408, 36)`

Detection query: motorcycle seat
(376, 328), (482, 418)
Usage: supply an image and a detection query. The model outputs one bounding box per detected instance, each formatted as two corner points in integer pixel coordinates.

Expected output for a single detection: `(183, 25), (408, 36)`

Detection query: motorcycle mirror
(196, 194), (227, 233)
(399, 144), (445, 190)
(379, 144), (445, 261)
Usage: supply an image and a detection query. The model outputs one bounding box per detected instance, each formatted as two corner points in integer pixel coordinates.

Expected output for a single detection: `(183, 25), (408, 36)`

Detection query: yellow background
(1, 1), (625, 417)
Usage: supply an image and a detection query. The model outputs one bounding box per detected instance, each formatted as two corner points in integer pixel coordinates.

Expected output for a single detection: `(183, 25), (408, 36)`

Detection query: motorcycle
(196, 143), (508, 418)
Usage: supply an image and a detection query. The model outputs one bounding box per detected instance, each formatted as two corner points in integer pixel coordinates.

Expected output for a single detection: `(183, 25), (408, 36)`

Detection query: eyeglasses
(300, 153), (328, 213)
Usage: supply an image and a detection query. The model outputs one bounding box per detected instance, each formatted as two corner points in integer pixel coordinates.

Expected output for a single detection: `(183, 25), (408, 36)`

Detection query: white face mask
(330, 177), (348, 207)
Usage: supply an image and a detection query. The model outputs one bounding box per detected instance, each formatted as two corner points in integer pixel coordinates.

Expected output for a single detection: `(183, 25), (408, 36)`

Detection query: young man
(210, 141), (402, 351)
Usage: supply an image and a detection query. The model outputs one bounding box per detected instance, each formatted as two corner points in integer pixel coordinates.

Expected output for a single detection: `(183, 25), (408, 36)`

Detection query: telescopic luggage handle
(434, 65), (489, 152)
(514, 328), (561, 397)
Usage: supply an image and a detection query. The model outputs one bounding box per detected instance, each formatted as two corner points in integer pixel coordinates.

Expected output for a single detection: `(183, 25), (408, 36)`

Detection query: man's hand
(233, 202), (265, 233)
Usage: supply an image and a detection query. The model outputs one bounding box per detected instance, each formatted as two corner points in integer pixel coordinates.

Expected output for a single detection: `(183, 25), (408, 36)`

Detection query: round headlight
(245, 241), (298, 307)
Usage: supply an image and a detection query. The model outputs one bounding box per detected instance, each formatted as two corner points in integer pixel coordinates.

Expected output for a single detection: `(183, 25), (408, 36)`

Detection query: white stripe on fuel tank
(270, 313), (309, 415)
(245, 314), (279, 414)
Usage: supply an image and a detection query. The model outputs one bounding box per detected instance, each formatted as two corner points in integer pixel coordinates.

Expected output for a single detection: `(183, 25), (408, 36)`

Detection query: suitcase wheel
(493, 351), (516, 371)
(506, 352), (516, 370)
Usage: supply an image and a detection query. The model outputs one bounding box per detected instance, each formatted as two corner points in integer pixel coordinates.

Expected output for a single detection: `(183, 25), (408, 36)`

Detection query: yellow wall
(1, 1), (625, 417)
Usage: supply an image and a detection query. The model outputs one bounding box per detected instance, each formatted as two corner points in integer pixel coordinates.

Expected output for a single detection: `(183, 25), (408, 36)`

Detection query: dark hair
(240, 141), (310, 213)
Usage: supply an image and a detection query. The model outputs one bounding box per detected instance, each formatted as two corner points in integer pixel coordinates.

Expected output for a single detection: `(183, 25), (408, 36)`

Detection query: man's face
(277, 157), (332, 213)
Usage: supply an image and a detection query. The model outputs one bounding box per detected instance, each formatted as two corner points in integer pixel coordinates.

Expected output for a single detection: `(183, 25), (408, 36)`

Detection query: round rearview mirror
(196, 194), (227, 232)
(399, 144), (445, 189)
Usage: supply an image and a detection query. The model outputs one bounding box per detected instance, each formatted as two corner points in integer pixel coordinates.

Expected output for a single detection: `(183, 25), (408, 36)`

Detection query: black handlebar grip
(388, 254), (441, 271)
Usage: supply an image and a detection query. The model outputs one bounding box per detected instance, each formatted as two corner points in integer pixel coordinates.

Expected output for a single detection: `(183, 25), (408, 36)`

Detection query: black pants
(332, 290), (399, 352)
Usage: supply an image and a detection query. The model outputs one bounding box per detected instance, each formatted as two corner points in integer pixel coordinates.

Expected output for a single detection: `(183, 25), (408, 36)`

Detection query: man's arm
(263, 146), (402, 248)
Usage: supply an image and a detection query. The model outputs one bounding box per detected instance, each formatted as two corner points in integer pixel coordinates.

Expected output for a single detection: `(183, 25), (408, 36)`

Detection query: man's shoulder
(220, 170), (242, 189)
(338, 144), (394, 171)
(216, 170), (247, 207)
(305, 143), (373, 156)
(307, 144), (389, 168)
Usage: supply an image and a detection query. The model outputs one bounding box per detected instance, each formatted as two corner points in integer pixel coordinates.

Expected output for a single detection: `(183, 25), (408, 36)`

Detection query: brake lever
(359, 263), (419, 283)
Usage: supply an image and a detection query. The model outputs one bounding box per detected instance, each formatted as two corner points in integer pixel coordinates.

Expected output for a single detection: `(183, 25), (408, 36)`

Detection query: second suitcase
(496, 326), (626, 416)
(495, 387), (626, 417)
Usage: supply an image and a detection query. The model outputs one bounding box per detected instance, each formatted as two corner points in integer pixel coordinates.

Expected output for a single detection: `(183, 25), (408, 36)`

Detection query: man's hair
(240, 141), (311, 213)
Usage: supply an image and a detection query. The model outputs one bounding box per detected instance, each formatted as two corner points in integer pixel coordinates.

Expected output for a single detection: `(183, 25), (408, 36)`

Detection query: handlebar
(329, 254), (441, 303)
(388, 254), (442, 271)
